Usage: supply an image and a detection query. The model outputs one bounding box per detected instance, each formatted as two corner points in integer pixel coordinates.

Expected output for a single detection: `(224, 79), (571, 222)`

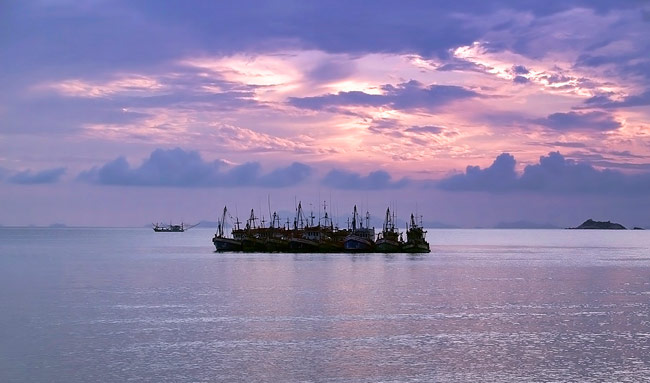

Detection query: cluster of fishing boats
(212, 203), (430, 253)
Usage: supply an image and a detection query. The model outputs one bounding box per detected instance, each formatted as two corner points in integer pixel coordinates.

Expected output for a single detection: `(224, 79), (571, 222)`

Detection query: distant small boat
(152, 222), (195, 232)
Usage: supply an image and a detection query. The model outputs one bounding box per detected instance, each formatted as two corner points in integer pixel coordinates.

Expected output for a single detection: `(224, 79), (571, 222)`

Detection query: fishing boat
(403, 213), (430, 253)
(153, 222), (194, 232)
(263, 212), (290, 252)
(375, 207), (401, 253)
(343, 205), (375, 252)
(288, 202), (319, 252)
(317, 204), (346, 252)
(241, 209), (267, 252)
(209, 203), (429, 254)
(212, 206), (242, 251)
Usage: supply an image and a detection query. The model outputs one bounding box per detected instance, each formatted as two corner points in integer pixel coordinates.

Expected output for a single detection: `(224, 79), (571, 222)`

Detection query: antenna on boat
(267, 194), (272, 228)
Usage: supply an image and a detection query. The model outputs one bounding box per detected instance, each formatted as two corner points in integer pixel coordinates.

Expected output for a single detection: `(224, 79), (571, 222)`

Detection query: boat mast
(383, 207), (390, 232)
(218, 206), (228, 237)
(294, 201), (306, 230)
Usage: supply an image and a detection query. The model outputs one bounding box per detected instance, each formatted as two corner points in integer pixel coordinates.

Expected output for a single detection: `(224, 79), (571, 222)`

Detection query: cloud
(532, 111), (621, 132)
(436, 59), (485, 72)
(439, 151), (650, 195)
(0, 167), (10, 180)
(577, 53), (650, 81)
(366, 120), (456, 149)
(513, 76), (529, 84)
(321, 169), (409, 190)
(7, 2), (636, 79)
(77, 148), (311, 188)
(289, 80), (478, 111)
(257, 162), (312, 188)
(405, 125), (445, 134)
(438, 153), (518, 192)
(544, 141), (587, 148)
(289, 91), (384, 110)
(307, 59), (356, 82)
(512, 65), (529, 75)
(7, 168), (66, 184)
(0, 95), (151, 135)
(585, 91), (650, 108)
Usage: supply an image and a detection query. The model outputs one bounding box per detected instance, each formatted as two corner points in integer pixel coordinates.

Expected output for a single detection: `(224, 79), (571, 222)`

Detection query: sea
(1, 227), (649, 382)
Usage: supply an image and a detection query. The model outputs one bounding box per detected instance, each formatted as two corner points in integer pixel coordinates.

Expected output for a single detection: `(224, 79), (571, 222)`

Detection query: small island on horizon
(569, 219), (627, 230)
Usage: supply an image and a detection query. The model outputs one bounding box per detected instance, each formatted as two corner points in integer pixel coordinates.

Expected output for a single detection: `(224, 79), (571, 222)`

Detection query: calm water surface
(1, 228), (649, 382)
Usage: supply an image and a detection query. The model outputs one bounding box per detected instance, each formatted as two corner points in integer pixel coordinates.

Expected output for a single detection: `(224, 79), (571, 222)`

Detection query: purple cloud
(289, 91), (384, 110)
(439, 151), (650, 195)
(439, 153), (518, 192)
(585, 91), (650, 108)
(8, 168), (66, 184)
(513, 76), (529, 84)
(545, 141), (587, 148)
(533, 111), (621, 132)
(512, 65), (529, 75)
(405, 125), (445, 134)
(322, 169), (409, 190)
(307, 59), (356, 82)
(289, 80), (478, 111)
(77, 148), (312, 188)
(0, 96), (151, 135)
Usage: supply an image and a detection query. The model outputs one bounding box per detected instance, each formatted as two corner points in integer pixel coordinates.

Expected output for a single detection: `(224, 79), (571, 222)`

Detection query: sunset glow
(1, 1), (649, 227)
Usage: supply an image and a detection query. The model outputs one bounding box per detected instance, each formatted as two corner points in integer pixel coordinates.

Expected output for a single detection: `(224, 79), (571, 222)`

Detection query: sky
(1, 0), (650, 228)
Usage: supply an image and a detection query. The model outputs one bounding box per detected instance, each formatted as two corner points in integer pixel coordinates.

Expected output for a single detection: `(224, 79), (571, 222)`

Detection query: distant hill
(494, 221), (559, 229)
(421, 221), (460, 229)
(195, 220), (219, 228)
(570, 219), (626, 230)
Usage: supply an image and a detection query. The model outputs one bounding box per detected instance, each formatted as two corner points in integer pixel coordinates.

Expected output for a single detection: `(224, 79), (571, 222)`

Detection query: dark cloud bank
(533, 111), (621, 132)
(77, 148), (410, 190)
(439, 152), (650, 195)
(4, 0), (637, 77)
(288, 81), (478, 111)
(322, 169), (409, 190)
(0, 167), (66, 184)
(73, 148), (650, 195)
(78, 148), (311, 188)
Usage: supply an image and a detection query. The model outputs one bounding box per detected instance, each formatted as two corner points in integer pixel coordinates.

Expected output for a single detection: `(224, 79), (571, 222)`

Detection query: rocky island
(570, 219), (627, 230)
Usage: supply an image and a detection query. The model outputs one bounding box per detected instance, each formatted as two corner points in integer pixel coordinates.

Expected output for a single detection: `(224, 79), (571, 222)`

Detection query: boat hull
(153, 227), (184, 232)
(375, 238), (401, 253)
(343, 235), (374, 252)
(213, 237), (242, 252)
(318, 240), (344, 253)
(402, 242), (430, 253)
(242, 238), (267, 252)
(288, 238), (319, 252)
(265, 238), (290, 252)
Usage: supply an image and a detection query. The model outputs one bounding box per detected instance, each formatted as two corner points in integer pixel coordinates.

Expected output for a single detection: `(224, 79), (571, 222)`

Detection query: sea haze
(1, 228), (649, 382)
